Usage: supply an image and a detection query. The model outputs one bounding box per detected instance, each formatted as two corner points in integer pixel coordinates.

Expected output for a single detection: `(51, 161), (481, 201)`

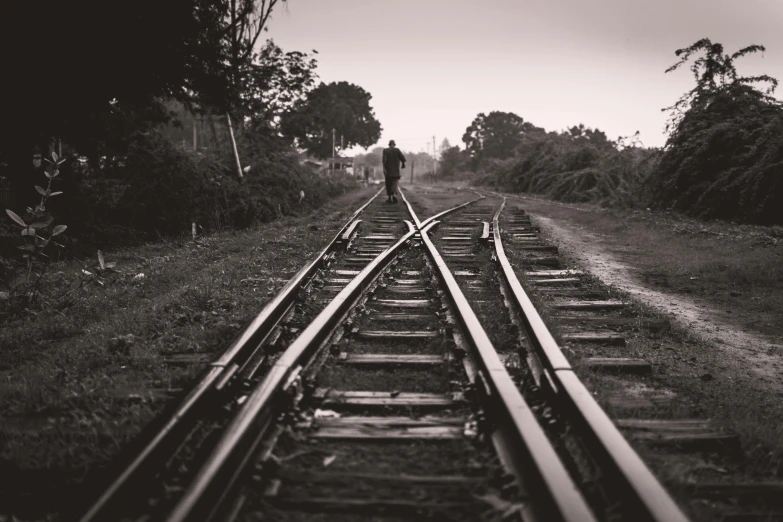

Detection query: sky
(266, 0), (783, 154)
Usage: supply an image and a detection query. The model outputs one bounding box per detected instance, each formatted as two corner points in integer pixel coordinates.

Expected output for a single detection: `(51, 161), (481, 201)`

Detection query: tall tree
(462, 111), (543, 170)
(439, 138), (451, 158)
(282, 81), (382, 159)
(439, 145), (465, 177)
(240, 40), (318, 131)
(0, 0), (250, 171)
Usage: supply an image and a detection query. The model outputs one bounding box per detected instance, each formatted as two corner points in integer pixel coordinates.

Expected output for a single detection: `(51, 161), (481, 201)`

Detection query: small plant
(4, 151), (67, 303)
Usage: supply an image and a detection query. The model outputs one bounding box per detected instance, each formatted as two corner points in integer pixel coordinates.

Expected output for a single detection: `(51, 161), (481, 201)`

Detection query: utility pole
(411, 159), (415, 183)
(331, 128), (336, 174)
(432, 135), (437, 179)
(193, 118), (197, 151)
(227, 113), (243, 179)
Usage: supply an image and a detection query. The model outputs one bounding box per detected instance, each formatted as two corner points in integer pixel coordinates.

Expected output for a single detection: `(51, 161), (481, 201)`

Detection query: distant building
(327, 156), (354, 174)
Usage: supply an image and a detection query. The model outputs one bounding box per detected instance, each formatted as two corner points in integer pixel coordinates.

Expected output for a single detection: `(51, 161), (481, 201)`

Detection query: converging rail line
(78, 185), (690, 522)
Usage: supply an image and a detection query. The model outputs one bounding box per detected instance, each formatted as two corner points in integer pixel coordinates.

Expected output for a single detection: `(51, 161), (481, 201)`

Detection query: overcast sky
(266, 0), (783, 153)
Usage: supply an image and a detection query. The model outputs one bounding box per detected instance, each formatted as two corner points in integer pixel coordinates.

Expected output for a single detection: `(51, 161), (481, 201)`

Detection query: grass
(0, 185), (377, 519)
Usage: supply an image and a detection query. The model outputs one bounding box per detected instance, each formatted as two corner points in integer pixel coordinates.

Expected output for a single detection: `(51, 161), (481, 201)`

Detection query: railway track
(78, 186), (691, 522)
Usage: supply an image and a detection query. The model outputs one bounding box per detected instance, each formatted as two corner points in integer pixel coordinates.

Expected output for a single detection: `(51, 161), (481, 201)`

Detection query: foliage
(648, 39), (783, 224)
(58, 130), (350, 240)
(0, 0), (233, 168)
(240, 40), (319, 131)
(3, 152), (68, 304)
(439, 145), (467, 177)
(0, 1), (296, 171)
(282, 81), (383, 158)
(462, 111), (545, 170)
(662, 38), (778, 134)
(475, 122), (658, 207)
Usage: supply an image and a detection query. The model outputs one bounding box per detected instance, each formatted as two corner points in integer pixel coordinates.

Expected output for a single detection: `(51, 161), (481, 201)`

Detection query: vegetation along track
(79, 185), (695, 522)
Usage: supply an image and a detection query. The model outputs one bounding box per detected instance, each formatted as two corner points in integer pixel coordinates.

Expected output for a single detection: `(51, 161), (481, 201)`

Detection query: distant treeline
(442, 39), (783, 226)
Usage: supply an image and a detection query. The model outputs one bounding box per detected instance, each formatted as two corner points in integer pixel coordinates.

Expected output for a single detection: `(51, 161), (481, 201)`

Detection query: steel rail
(165, 221), (428, 522)
(165, 192), (491, 522)
(78, 187), (383, 522)
(491, 197), (690, 522)
(400, 188), (598, 522)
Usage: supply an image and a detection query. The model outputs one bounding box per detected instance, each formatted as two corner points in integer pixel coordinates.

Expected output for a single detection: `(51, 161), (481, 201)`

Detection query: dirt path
(534, 215), (783, 395)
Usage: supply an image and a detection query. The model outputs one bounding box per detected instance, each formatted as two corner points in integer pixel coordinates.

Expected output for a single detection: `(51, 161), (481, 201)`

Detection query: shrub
(646, 39), (783, 225)
(54, 128), (352, 243)
(474, 127), (659, 208)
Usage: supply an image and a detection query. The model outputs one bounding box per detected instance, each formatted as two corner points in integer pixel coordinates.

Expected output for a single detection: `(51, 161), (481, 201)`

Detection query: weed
(3, 151), (68, 307)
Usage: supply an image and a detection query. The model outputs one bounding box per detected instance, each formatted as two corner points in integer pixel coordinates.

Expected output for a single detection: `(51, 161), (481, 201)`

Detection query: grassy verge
(0, 185), (377, 519)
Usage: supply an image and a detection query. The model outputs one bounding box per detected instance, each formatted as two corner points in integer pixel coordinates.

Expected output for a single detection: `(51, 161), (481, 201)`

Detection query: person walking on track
(382, 139), (406, 203)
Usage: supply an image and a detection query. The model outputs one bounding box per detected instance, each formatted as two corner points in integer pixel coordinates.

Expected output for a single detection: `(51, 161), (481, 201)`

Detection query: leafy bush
(475, 126), (659, 208)
(646, 39), (783, 224)
(54, 129), (351, 243)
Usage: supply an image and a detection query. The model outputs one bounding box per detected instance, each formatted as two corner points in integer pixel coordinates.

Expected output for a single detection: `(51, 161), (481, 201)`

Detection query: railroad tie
(604, 393), (675, 411)
(338, 352), (447, 367)
(554, 316), (669, 330)
(525, 269), (583, 278)
(355, 329), (439, 340)
(582, 357), (652, 375)
(308, 416), (466, 440)
(313, 389), (465, 409)
(615, 419), (741, 453)
(552, 300), (626, 311)
(562, 332), (627, 346)
(537, 288), (601, 297)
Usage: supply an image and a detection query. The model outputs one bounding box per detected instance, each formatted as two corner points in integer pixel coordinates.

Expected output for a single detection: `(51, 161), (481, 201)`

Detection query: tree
(439, 138), (451, 157)
(648, 39), (783, 224)
(662, 38), (778, 135)
(0, 1), (229, 146)
(240, 40), (318, 131)
(462, 111), (544, 170)
(439, 145), (465, 177)
(0, 0), (298, 178)
(282, 81), (382, 158)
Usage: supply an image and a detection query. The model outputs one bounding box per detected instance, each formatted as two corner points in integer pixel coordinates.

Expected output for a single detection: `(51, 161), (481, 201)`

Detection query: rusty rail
(78, 188), (383, 522)
(491, 197), (690, 522)
(401, 188), (598, 522)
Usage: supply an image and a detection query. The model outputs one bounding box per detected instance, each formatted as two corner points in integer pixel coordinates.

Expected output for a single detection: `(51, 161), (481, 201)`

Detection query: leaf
(97, 250), (105, 270)
(49, 191), (63, 196)
(6, 209), (26, 227)
(52, 151), (59, 162)
(57, 157), (66, 165)
(53, 169), (59, 177)
(45, 171), (53, 179)
(29, 215), (54, 229)
(35, 185), (47, 196)
(0, 292), (8, 300)
(322, 455), (336, 467)
(52, 225), (67, 236)
(37, 239), (49, 248)
(17, 244), (36, 252)
(105, 262), (116, 269)
(21, 227), (34, 236)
